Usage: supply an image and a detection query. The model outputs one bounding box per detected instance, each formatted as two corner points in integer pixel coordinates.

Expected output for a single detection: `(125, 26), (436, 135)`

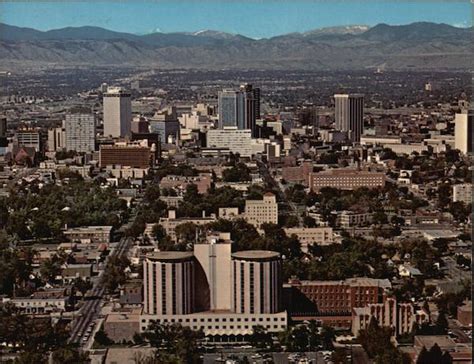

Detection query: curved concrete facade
(143, 252), (194, 315)
(231, 250), (281, 314)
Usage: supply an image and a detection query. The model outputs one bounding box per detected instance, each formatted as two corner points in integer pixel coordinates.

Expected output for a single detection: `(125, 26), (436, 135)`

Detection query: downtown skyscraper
(334, 93), (364, 142)
(103, 87), (132, 138)
(218, 84), (260, 136)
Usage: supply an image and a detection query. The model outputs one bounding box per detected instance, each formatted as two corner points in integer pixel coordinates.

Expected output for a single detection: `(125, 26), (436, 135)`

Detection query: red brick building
(99, 144), (152, 168)
(281, 161), (313, 186)
(309, 169), (385, 192)
(284, 278), (391, 327)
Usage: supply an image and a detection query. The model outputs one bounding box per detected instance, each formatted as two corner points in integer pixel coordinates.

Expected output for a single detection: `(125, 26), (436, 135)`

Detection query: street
(68, 236), (132, 346)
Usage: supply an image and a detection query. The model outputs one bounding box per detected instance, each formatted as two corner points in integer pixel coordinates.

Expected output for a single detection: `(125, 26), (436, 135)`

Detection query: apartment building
(245, 193), (278, 227)
(284, 227), (334, 252)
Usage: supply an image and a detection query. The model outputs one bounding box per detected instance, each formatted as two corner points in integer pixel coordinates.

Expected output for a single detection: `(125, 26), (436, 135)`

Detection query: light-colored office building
(156, 210), (216, 242)
(103, 87), (132, 138)
(284, 227), (334, 252)
(360, 135), (402, 145)
(63, 225), (113, 243)
(454, 111), (473, 154)
(16, 130), (41, 151)
(64, 113), (96, 152)
(47, 127), (66, 152)
(334, 94), (364, 142)
(207, 128), (263, 157)
(453, 184), (472, 205)
(245, 193), (278, 227)
(383, 143), (430, 155)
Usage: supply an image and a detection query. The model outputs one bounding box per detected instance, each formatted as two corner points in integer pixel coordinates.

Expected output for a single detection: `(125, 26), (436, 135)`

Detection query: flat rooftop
(232, 250), (280, 261)
(147, 251), (194, 262)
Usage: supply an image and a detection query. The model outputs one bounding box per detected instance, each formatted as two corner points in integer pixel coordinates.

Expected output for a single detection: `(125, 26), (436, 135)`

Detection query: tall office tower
(454, 111), (473, 154)
(103, 87), (132, 138)
(0, 116), (6, 138)
(231, 251), (282, 314)
(47, 127), (66, 152)
(143, 252), (195, 315)
(218, 84), (260, 136)
(334, 94), (364, 142)
(64, 113), (96, 152)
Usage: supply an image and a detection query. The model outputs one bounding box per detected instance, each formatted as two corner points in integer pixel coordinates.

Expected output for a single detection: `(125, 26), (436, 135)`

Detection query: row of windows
(142, 324), (286, 332)
(142, 317), (285, 324)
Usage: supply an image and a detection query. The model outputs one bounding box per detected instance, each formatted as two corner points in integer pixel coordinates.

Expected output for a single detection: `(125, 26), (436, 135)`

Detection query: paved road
(68, 236), (132, 346)
(257, 159), (303, 227)
(203, 352), (318, 364)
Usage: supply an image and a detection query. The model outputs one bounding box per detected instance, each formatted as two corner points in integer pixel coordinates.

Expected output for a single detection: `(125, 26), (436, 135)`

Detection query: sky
(0, 1), (471, 39)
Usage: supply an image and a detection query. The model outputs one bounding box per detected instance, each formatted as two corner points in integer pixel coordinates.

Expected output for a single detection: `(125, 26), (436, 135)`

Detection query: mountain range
(0, 22), (472, 70)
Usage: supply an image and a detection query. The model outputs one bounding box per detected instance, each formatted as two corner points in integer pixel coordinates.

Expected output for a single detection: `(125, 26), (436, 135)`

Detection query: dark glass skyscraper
(218, 84), (260, 136)
(334, 93), (364, 142)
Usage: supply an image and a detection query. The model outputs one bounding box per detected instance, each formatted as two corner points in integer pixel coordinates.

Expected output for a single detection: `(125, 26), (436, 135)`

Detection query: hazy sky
(0, 1), (471, 38)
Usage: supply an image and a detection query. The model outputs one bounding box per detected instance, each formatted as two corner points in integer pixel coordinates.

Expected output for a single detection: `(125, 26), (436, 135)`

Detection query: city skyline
(1, 1), (471, 39)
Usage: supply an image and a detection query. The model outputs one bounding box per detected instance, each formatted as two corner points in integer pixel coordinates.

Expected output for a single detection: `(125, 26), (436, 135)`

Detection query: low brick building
(284, 277), (391, 327)
(104, 308), (142, 343)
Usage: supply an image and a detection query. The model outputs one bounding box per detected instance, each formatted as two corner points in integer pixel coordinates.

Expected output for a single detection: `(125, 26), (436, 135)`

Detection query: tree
(435, 311), (448, 334)
(94, 328), (113, 346)
(281, 214), (299, 228)
(52, 346), (89, 364)
(303, 215), (317, 228)
(152, 224), (167, 241)
(222, 163), (251, 182)
(249, 325), (273, 349)
(40, 254), (65, 283)
(73, 277), (92, 297)
(143, 322), (204, 363)
(417, 343), (453, 364)
(174, 222), (198, 247)
(416, 346), (430, 364)
(102, 255), (130, 293)
(359, 318), (410, 364)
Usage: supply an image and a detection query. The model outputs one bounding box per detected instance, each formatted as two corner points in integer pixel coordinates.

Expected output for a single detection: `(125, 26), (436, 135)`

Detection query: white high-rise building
(65, 113), (96, 153)
(103, 88), (132, 138)
(454, 111), (473, 154)
(334, 94), (364, 142)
